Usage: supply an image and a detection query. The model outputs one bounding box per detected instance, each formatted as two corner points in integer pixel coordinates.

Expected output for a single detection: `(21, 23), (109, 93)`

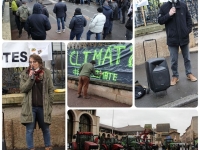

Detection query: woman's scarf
(28, 68), (44, 82)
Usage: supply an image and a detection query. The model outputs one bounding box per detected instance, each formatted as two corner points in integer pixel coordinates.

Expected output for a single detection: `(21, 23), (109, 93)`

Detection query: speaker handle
(143, 39), (158, 62)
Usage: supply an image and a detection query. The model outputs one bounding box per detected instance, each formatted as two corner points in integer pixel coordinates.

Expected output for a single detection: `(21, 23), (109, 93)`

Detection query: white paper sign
(135, 0), (149, 7)
(2, 42), (52, 68)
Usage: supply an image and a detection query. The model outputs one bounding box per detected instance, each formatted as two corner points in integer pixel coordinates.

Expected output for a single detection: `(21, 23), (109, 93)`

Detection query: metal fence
(2, 43), (65, 94)
(135, 0), (198, 37)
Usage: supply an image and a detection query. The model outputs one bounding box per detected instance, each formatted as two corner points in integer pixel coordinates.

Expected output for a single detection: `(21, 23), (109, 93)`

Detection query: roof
(156, 124), (170, 132)
(100, 123), (144, 132)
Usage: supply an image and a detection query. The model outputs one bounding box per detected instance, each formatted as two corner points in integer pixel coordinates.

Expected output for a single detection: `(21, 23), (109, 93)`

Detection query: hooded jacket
(25, 3), (51, 40)
(158, 1), (192, 46)
(69, 14), (87, 34)
(20, 68), (54, 125)
(11, 0), (18, 12)
(103, 5), (113, 27)
(89, 13), (106, 33)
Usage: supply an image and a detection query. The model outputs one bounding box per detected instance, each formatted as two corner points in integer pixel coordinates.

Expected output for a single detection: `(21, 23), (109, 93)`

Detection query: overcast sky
(96, 109), (198, 135)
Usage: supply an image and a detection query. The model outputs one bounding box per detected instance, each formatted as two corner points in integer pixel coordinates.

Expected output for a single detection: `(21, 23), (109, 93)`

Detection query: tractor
(121, 135), (140, 150)
(100, 137), (124, 150)
(71, 131), (99, 150)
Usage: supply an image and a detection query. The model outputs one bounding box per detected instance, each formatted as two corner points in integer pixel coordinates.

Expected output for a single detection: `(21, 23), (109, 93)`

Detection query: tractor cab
(72, 131), (99, 150)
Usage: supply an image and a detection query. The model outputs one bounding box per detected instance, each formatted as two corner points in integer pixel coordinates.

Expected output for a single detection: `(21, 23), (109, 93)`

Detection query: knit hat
(75, 8), (81, 14)
(97, 7), (103, 13)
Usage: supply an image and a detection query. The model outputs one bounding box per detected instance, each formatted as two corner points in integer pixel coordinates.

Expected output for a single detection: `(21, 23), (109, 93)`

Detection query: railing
(2, 43), (65, 94)
(135, 0), (198, 37)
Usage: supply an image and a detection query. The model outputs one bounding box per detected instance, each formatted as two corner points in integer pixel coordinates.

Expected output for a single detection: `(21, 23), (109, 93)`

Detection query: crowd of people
(10, 0), (132, 40)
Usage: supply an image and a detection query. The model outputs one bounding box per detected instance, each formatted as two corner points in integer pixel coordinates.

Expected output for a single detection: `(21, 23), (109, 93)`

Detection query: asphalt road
(15, 0), (129, 40)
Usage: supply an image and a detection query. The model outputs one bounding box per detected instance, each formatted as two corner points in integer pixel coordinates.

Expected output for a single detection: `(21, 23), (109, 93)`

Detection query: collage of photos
(1, 0), (198, 149)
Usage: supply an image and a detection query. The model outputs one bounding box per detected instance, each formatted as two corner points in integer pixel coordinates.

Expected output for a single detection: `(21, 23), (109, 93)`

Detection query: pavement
(10, 0), (129, 40)
(67, 88), (131, 107)
(135, 48), (198, 108)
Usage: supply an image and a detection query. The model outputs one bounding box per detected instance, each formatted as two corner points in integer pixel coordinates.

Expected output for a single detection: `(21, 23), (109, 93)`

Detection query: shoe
(187, 74), (197, 82)
(170, 77), (179, 86)
(108, 31), (111, 34)
(83, 96), (90, 99)
(45, 147), (53, 150)
(77, 95), (82, 98)
(62, 29), (65, 33)
(56, 30), (61, 33)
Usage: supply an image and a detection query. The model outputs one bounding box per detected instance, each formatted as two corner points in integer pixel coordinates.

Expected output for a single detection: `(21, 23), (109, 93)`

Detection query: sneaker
(170, 77), (179, 86)
(77, 95), (82, 98)
(56, 30), (61, 34)
(62, 29), (65, 33)
(83, 96), (90, 99)
(187, 74), (197, 82)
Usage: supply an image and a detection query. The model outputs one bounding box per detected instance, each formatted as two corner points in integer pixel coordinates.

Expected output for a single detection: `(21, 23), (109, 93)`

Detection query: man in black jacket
(158, 0), (197, 86)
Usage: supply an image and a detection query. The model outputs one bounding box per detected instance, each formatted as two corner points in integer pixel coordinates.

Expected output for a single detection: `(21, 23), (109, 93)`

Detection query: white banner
(2, 42), (52, 68)
(159, 0), (168, 2)
(135, 0), (149, 7)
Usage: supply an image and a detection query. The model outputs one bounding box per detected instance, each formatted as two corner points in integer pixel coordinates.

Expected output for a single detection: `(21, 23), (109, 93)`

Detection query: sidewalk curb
(159, 94), (198, 107)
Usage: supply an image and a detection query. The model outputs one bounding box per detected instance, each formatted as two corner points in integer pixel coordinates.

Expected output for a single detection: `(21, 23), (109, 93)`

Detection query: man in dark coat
(120, 0), (127, 24)
(53, 0), (67, 33)
(158, 0), (197, 86)
(102, 1), (113, 39)
(25, 3), (51, 40)
(108, 0), (118, 34)
(69, 8), (87, 40)
(38, 0), (49, 18)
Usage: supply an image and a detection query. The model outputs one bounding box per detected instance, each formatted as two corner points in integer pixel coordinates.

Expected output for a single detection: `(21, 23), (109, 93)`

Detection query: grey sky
(96, 109), (198, 135)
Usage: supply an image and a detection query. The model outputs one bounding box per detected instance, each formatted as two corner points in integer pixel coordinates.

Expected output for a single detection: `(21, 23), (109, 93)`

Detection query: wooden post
(141, 6), (147, 26)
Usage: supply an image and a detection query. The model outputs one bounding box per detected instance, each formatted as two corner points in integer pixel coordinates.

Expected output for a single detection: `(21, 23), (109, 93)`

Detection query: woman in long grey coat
(20, 54), (54, 150)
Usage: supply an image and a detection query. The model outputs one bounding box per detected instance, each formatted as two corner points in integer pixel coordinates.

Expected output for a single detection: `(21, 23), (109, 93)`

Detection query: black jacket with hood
(158, 1), (192, 46)
(25, 3), (51, 40)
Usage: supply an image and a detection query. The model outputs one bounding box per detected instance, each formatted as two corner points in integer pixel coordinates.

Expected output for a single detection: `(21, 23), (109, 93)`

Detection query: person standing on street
(86, 7), (106, 40)
(120, 0), (127, 24)
(108, 0), (118, 34)
(20, 54), (54, 150)
(25, 3), (51, 40)
(77, 60), (102, 99)
(158, 0), (197, 86)
(53, 0), (67, 33)
(16, 0), (31, 38)
(38, 0), (49, 18)
(11, 0), (21, 31)
(69, 8), (87, 40)
(102, 1), (113, 39)
(125, 3), (132, 40)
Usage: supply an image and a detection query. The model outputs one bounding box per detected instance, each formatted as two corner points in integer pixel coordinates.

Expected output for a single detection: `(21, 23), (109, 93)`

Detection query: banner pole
(141, 6), (147, 26)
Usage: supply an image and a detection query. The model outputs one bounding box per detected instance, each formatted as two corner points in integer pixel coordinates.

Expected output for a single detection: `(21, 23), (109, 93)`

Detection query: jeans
(70, 30), (83, 40)
(15, 15), (20, 30)
(56, 17), (65, 31)
(80, 0), (84, 4)
(86, 30), (101, 40)
(26, 107), (51, 149)
(168, 44), (192, 78)
(118, 8), (121, 20)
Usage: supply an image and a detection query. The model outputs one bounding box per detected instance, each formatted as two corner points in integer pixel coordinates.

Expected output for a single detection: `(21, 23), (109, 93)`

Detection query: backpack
(135, 81), (146, 99)
(125, 17), (132, 31)
(20, 7), (29, 22)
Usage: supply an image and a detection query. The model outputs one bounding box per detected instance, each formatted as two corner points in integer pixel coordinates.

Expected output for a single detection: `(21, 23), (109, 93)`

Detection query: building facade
(67, 110), (100, 143)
